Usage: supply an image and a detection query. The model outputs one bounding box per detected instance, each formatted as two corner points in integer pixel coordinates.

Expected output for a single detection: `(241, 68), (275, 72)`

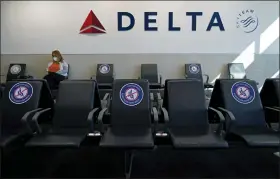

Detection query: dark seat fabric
(185, 63), (203, 81)
(100, 128), (153, 148)
(26, 80), (101, 147)
(209, 79), (280, 147)
(100, 79), (154, 148)
(0, 80), (52, 147)
(141, 64), (159, 83)
(260, 78), (280, 124)
(169, 128), (227, 148)
(6, 64), (27, 81)
(163, 79), (228, 148)
(96, 64), (114, 85)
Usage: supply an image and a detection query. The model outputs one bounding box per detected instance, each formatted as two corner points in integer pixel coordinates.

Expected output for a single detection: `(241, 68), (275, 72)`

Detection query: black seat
(260, 78), (280, 126)
(25, 80), (101, 147)
(0, 80), (53, 147)
(161, 79), (228, 148)
(185, 63), (214, 89)
(94, 64), (114, 89)
(99, 80), (155, 148)
(6, 64), (34, 82)
(140, 64), (162, 89)
(209, 79), (280, 147)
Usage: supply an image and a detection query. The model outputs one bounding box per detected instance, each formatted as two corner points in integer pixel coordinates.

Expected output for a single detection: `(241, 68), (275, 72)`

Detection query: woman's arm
(56, 61), (69, 76)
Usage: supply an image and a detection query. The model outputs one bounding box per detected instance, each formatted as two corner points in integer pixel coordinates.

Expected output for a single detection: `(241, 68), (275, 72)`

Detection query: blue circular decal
(99, 64), (110, 74)
(120, 83), (144, 106)
(231, 81), (255, 104)
(9, 82), (33, 104)
(189, 64), (200, 74)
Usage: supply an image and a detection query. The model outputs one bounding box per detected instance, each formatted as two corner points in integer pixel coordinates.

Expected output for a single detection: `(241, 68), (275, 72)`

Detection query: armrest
(152, 107), (159, 124)
(157, 93), (163, 107)
(209, 107), (225, 122)
(208, 107), (225, 136)
(161, 107), (169, 123)
(217, 107), (236, 121)
(203, 74), (210, 84)
(97, 108), (108, 123)
(264, 106), (280, 112)
(87, 108), (100, 132)
(32, 108), (52, 133)
(159, 75), (162, 84)
(21, 108), (43, 133)
(103, 93), (110, 100)
(150, 93), (154, 101)
(97, 108), (108, 132)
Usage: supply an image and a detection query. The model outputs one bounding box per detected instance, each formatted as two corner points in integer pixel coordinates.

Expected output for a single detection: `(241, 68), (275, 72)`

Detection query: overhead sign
(1, 1), (278, 54)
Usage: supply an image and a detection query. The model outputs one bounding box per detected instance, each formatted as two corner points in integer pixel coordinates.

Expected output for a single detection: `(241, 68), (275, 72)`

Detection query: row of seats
(4, 62), (249, 89)
(1, 78), (279, 148)
(1, 78), (278, 178)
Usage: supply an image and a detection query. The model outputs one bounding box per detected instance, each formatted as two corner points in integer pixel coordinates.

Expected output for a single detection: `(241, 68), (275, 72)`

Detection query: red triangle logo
(80, 10), (106, 34)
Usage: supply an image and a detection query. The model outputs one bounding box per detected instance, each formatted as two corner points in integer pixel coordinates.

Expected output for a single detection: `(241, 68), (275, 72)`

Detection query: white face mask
(53, 57), (58, 61)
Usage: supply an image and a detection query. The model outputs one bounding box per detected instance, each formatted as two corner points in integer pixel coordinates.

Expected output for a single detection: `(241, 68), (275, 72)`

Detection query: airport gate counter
(1, 1), (279, 178)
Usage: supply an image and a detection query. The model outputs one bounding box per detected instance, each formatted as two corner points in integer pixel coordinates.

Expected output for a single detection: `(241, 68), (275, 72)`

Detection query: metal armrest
(97, 108), (108, 132)
(208, 107), (225, 136)
(217, 107), (236, 121)
(152, 107), (159, 124)
(21, 108), (43, 133)
(264, 106), (280, 112)
(103, 93), (110, 100)
(87, 108), (100, 132)
(157, 93), (163, 107)
(101, 93), (110, 109)
(159, 75), (162, 84)
(203, 74), (210, 84)
(150, 93), (154, 101)
(161, 107), (169, 123)
(32, 108), (52, 133)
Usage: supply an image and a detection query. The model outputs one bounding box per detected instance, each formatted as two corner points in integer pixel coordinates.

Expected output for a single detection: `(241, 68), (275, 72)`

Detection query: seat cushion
(231, 127), (280, 147)
(25, 129), (87, 147)
(169, 128), (228, 148)
(100, 127), (154, 148)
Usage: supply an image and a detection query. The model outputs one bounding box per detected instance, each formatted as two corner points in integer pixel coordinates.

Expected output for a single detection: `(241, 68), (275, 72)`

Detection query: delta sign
(80, 10), (258, 34)
(80, 10), (225, 34)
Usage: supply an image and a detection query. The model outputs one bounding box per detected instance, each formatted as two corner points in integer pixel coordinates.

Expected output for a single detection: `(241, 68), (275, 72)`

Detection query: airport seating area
(0, 63), (279, 179)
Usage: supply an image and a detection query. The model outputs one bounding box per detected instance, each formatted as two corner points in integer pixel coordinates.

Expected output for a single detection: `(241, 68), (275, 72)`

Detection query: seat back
(185, 63), (203, 81)
(228, 63), (247, 79)
(6, 64), (27, 81)
(16, 79), (54, 109)
(111, 79), (151, 127)
(163, 79), (208, 128)
(1, 81), (50, 132)
(209, 79), (266, 130)
(96, 64), (114, 84)
(53, 80), (100, 129)
(260, 78), (280, 107)
(141, 64), (158, 83)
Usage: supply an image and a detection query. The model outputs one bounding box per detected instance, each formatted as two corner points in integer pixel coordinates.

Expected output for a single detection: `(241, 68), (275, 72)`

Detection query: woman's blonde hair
(52, 50), (63, 61)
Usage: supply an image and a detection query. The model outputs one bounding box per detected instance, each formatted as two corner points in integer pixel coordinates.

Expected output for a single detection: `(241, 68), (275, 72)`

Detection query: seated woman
(44, 50), (69, 90)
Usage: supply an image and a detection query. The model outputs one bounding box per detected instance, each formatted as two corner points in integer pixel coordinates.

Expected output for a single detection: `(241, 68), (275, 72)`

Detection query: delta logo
(80, 10), (106, 34)
(80, 10), (228, 34)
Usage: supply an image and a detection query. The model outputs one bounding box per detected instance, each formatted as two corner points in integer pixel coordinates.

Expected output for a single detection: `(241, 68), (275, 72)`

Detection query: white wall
(1, 1), (279, 54)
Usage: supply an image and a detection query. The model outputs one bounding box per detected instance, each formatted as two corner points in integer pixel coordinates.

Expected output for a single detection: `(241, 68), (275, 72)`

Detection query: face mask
(53, 57), (58, 61)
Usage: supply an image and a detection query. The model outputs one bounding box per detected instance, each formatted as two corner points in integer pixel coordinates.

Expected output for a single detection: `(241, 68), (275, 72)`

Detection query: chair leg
(124, 150), (134, 179)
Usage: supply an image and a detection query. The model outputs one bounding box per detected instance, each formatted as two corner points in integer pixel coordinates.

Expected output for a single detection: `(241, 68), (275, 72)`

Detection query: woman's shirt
(47, 61), (69, 77)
